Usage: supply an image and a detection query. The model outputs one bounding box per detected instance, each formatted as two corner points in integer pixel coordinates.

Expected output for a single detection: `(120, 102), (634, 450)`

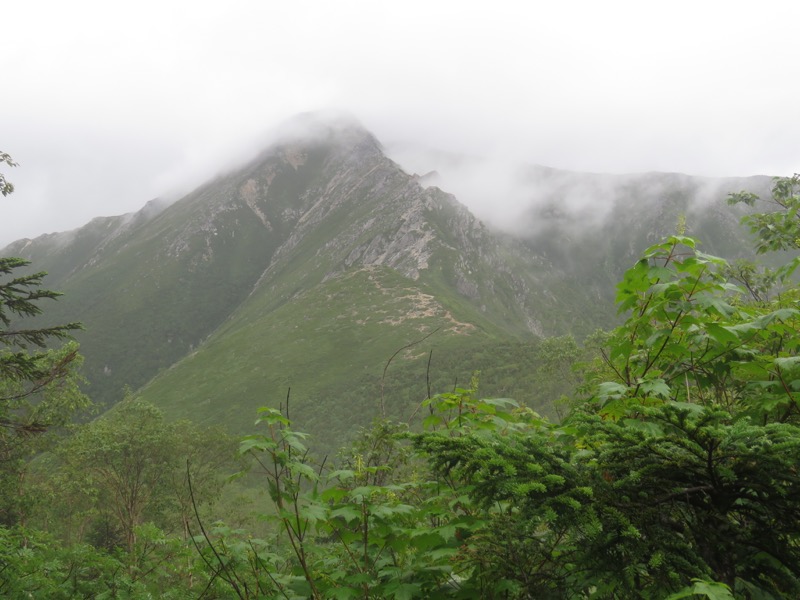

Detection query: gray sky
(2, 0), (799, 246)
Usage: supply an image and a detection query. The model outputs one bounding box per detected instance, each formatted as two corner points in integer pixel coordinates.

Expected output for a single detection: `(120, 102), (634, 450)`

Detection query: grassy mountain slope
(1, 115), (780, 452)
(130, 126), (556, 450)
(4, 119), (550, 432)
(138, 266), (507, 445)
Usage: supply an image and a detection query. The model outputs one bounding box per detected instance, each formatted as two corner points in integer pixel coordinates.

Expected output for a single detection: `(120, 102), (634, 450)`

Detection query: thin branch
(599, 347), (627, 384)
(247, 539), (290, 600)
(406, 349), (435, 425)
(380, 327), (440, 418)
(426, 349), (433, 401)
(653, 485), (714, 505)
(186, 518), (225, 599)
(186, 460), (247, 599)
(330, 524), (365, 574)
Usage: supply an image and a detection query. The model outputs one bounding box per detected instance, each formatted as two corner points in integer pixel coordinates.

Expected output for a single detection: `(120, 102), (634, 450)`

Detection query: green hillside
(1, 116), (778, 453)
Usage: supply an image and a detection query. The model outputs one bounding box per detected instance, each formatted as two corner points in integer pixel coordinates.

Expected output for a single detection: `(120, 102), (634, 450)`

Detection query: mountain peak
(271, 110), (381, 153)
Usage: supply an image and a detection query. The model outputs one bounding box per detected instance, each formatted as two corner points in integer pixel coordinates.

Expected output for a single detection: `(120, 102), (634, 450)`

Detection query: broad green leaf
(423, 414), (442, 430)
(289, 462), (317, 480)
(706, 323), (740, 346)
(599, 398), (628, 420)
(327, 469), (356, 482)
(670, 235), (698, 249)
(596, 382), (628, 401)
(299, 502), (327, 523)
(694, 250), (728, 266)
(649, 266), (676, 281)
(239, 436), (273, 454)
(329, 505), (361, 523)
(610, 339), (633, 362)
(665, 579), (735, 600)
(695, 295), (735, 317)
(638, 378), (671, 399)
(386, 582), (421, 600)
(326, 586), (362, 600)
(731, 361), (769, 379)
(423, 546), (460, 561)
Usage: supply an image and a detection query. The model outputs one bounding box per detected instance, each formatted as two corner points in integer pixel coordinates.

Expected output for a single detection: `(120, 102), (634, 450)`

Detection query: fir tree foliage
(0, 151), (86, 440)
(0, 153), (88, 526)
(0, 257), (83, 399)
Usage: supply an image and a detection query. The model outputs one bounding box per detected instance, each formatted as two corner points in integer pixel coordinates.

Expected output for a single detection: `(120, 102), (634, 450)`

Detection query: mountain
(2, 114), (773, 452)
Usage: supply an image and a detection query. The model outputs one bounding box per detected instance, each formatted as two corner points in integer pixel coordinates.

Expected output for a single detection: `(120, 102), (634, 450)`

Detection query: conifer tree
(0, 153), (83, 432)
(0, 152), (88, 525)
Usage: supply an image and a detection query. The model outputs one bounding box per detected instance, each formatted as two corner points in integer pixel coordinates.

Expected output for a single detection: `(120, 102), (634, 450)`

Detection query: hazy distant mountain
(2, 114), (772, 450)
(388, 143), (771, 322)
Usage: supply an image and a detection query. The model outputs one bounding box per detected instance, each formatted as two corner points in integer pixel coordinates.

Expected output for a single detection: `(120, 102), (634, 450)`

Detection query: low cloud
(387, 141), (774, 245)
(2, 2), (799, 247)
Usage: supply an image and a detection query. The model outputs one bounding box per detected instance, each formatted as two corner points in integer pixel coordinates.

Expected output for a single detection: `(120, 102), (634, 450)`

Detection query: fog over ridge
(385, 140), (770, 241)
(2, 1), (798, 246)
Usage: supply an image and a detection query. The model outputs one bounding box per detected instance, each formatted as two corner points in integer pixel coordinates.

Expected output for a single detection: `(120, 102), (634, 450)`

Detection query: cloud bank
(2, 1), (798, 246)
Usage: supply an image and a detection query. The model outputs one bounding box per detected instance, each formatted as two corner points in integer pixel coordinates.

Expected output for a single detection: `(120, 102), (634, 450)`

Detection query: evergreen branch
(653, 485), (715, 505)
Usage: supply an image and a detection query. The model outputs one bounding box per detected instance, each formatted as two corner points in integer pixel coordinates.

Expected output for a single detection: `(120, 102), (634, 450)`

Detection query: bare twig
(186, 460), (247, 599)
(406, 349), (435, 425)
(426, 349), (433, 401)
(247, 539), (290, 600)
(380, 327), (440, 418)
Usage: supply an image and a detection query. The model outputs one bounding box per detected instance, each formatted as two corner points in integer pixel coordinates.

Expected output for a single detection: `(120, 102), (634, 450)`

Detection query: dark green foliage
(574, 405), (800, 596)
(0, 521), (217, 598)
(414, 419), (592, 598)
(583, 234), (800, 425)
(403, 178), (800, 598)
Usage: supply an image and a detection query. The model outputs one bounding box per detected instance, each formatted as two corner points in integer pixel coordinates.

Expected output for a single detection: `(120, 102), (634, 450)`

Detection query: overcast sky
(2, 1), (798, 246)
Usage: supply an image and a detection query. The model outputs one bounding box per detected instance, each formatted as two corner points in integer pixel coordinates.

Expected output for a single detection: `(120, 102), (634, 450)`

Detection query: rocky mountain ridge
(1, 115), (774, 448)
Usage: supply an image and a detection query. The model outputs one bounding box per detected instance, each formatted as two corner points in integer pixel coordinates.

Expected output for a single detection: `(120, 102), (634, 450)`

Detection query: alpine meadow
(1, 114), (799, 598)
